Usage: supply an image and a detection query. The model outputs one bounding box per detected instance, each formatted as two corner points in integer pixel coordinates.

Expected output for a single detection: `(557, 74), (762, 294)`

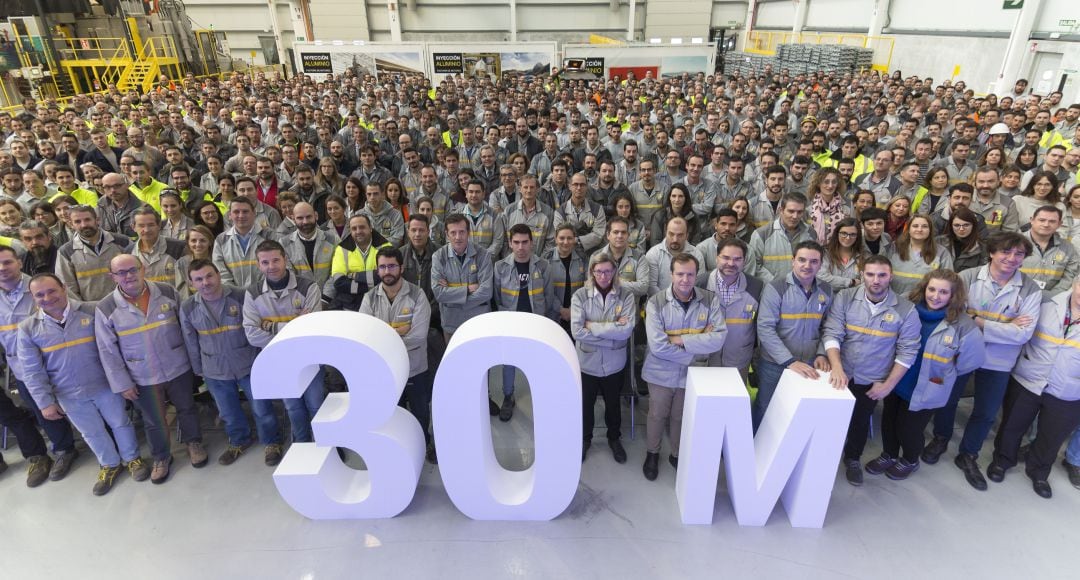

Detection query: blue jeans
(501, 365), (517, 399)
(958, 369), (1010, 456)
(283, 372), (326, 443)
(205, 376), (282, 446)
(133, 371), (201, 461)
(58, 388), (139, 468)
(1067, 427), (1080, 466)
(751, 357), (787, 432)
(15, 379), (76, 454)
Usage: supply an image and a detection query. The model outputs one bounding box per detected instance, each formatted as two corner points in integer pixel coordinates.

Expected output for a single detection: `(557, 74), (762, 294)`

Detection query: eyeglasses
(592, 268), (616, 277)
(110, 267), (139, 278)
(837, 231), (858, 238)
(953, 223), (973, 230)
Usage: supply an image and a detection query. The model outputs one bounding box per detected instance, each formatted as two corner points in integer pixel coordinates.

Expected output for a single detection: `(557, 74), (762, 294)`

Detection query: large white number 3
(250, 311), (425, 520)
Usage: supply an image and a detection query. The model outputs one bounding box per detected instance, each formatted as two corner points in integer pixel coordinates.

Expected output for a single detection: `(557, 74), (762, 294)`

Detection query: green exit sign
(1003, 0), (1023, 9)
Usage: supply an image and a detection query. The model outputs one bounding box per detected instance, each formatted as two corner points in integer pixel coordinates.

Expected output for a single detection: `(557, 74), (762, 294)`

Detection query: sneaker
(844, 459), (863, 486)
(217, 441), (252, 466)
(921, 436), (948, 465)
(885, 458), (920, 481)
(499, 397), (515, 422)
(26, 455), (52, 488)
(187, 441), (208, 468)
(151, 455), (173, 484)
(864, 453), (896, 475)
(264, 444), (284, 467)
(93, 465), (123, 496)
(49, 449), (79, 481)
(127, 457), (150, 482)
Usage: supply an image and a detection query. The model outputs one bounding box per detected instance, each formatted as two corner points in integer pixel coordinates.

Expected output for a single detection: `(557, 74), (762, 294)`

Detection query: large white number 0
(433, 312), (582, 521)
(250, 311), (425, 519)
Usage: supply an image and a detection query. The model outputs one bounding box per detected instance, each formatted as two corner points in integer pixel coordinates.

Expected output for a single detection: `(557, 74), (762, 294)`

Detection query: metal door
(1030, 51), (1064, 96)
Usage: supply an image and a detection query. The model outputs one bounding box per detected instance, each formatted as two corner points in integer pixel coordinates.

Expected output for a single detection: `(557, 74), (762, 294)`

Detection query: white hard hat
(989, 123), (1009, 135)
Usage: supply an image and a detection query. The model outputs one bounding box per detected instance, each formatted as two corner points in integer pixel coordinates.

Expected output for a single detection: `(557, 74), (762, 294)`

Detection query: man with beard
(55, 204), (133, 303)
(506, 117), (542, 160)
(19, 220), (57, 274)
(746, 192), (814, 282)
(328, 213), (392, 311)
(131, 205), (186, 290)
(360, 247), (437, 464)
(95, 172), (142, 239)
(639, 217), (707, 296)
(282, 202), (338, 290)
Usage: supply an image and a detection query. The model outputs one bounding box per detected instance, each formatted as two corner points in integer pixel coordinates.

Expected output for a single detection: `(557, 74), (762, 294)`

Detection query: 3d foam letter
(433, 312), (582, 520)
(676, 367), (854, 528)
(250, 311), (425, 519)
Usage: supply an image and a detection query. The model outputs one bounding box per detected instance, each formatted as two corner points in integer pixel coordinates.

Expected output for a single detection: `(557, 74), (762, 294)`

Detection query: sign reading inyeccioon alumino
(433, 53), (464, 74)
(300, 52), (332, 74)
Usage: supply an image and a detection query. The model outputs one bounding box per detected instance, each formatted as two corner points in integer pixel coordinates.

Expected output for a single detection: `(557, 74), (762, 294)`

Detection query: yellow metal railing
(55, 37), (132, 64)
(139, 36), (179, 61)
(743, 31), (895, 72)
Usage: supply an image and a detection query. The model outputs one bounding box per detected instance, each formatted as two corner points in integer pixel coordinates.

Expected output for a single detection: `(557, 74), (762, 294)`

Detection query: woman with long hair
(885, 194), (911, 240)
(650, 183), (699, 243)
(938, 207), (986, 272)
(611, 191), (648, 255)
(913, 166), (950, 215)
(385, 177), (409, 222)
(315, 157), (345, 196)
(49, 194), (78, 242)
(807, 167), (851, 244)
(192, 199), (225, 238)
(819, 217), (866, 290)
(977, 146), (1007, 174)
(160, 189), (194, 241)
(29, 200), (68, 246)
(323, 194), (349, 238)
(888, 214), (953, 295)
(343, 176), (366, 216)
(862, 269), (984, 480)
(1013, 170), (1064, 225)
(1013, 146), (1039, 172)
(175, 225), (216, 295)
(729, 197), (756, 244)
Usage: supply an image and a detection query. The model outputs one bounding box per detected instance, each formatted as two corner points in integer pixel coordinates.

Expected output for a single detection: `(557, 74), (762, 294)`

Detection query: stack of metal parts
(727, 43), (873, 76)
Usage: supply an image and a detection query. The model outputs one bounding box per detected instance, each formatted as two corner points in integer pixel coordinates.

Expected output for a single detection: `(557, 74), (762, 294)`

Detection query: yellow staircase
(117, 60), (159, 93)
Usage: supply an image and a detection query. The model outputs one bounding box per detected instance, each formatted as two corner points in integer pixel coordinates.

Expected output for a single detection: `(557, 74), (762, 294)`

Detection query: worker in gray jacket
(823, 254), (921, 486)
(990, 276), (1080, 498)
(131, 205), (186, 289)
(212, 195), (277, 289)
(638, 217), (707, 296)
(705, 238), (763, 379)
(0, 247), (79, 484)
(1019, 206), (1079, 297)
(753, 240), (834, 430)
(360, 181), (405, 247)
(492, 223), (557, 421)
(491, 174), (554, 259)
(641, 253), (727, 481)
(925, 232), (1043, 491)
(281, 201), (339, 291)
(95, 254), (205, 485)
(243, 239), (325, 445)
(554, 172), (608, 256)
(55, 204), (133, 303)
(18, 273), (150, 495)
(547, 224), (589, 335)
(594, 216), (647, 297)
(431, 213), (493, 337)
(571, 252), (637, 464)
(746, 192), (815, 283)
(180, 258), (285, 467)
(359, 247), (436, 464)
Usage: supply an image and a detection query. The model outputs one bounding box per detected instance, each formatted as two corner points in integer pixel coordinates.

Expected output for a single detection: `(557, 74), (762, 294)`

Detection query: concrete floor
(2, 385), (1077, 580)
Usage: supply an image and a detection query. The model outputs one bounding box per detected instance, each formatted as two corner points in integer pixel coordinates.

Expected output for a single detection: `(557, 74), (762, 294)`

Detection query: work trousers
(583, 371), (624, 442)
(646, 382), (685, 457)
(401, 370), (433, 444)
(132, 370), (201, 461)
(993, 379), (1080, 482)
(58, 389), (139, 468)
(14, 379), (75, 454)
(844, 382), (877, 462)
(880, 393), (934, 463)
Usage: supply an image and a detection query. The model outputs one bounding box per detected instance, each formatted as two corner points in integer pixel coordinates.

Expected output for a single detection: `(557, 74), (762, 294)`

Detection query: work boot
(609, 439), (627, 464)
(151, 455), (173, 484)
(921, 436), (948, 465)
(217, 441), (252, 466)
(26, 455), (52, 488)
(264, 444), (284, 467)
(93, 465), (123, 496)
(643, 452), (660, 481)
(188, 441), (208, 468)
(127, 457), (150, 482)
(49, 449), (79, 481)
(954, 453), (987, 491)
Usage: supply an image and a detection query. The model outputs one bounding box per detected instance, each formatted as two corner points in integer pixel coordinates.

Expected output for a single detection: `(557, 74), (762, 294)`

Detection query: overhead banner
(433, 53), (463, 74)
(300, 52), (332, 74)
